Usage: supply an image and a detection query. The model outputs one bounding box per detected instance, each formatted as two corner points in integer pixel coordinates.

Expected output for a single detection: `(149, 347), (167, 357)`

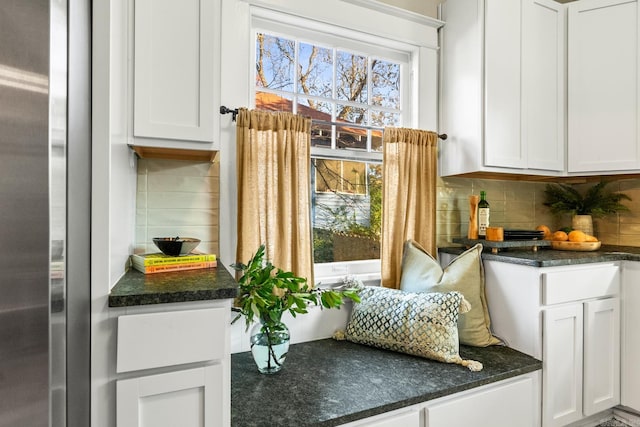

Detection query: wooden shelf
(129, 145), (218, 162)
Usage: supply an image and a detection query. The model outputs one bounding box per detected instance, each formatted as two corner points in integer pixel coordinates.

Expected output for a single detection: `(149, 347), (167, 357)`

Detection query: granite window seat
(231, 338), (541, 427)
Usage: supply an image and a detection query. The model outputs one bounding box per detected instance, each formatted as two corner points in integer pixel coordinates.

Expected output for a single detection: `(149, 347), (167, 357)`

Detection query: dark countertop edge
(438, 245), (640, 267)
(108, 262), (238, 307)
(316, 363), (541, 427)
(108, 288), (238, 307)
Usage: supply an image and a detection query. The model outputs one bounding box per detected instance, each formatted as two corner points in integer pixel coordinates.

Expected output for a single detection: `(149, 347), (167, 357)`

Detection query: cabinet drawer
(117, 308), (226, 373)
(543, 264), (620, 305)
(426, 376), (535, 427)
(338, 408), (420, 427)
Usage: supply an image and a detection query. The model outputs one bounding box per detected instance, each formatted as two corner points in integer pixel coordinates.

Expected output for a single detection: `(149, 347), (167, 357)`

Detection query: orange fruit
(552, 231), (568, 241)
(568, 230), (587, 242)
(585, 235), (598, 242)
(536, 225), (552, 239)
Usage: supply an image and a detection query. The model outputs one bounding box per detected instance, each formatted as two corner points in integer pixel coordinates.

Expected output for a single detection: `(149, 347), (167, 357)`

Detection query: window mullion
(293, 39), (300, 115)
(331, 47), (337, 150)
(367, 57), (373, 152)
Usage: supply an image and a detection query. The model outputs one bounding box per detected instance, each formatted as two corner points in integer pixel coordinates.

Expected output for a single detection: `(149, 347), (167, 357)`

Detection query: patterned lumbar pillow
(399, 240), (501, 347)
(343, 286), (482, 371)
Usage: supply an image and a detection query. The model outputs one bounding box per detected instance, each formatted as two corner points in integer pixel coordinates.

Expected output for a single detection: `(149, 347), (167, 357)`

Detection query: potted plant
(543, 181), (631, 236)
(231, 245), (361, 374)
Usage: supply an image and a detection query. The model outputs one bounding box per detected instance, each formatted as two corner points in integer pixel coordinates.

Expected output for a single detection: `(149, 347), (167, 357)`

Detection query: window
(252, 18), (412, 270)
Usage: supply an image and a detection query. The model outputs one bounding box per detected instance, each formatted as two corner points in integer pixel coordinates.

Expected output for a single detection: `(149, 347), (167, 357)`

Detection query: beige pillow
(344, 286), (482, 371)
(399, 240), (501, 347)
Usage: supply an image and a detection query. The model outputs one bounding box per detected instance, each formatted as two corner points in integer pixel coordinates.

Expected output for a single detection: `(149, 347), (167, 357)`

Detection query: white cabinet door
(438, 0), (484, 176)
(484, 0), (523, 169)
(338, 409), (421, 427)
(567, 0), (639, 172)
(117, 365), (223, 427)
(622, 262), (640, 411)
(583, 298), (621, 415)
(134, 0), (218, 142)
(522, 0), (565, 172)
(426, 376), (536, 427)
(543, 304), (584, 427)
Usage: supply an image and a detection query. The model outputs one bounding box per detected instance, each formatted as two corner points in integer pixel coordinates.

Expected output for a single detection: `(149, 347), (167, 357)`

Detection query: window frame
(249, 8), (428, 285)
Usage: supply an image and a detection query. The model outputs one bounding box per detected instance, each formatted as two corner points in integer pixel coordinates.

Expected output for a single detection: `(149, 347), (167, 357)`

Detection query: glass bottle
(478, 191), (490, 239)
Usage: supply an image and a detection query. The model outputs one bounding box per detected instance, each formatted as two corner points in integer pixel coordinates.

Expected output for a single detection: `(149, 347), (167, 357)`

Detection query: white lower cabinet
(478, 260), (621, 427)
(338, 408), (421, 427)
(542, 298), (620, 426)
(117, 365), (223, 427)
(622, 261), (640, 412)
(337, 374), (538, 427)
(115, 303), (231, 427)
(425, 375), (537, 427)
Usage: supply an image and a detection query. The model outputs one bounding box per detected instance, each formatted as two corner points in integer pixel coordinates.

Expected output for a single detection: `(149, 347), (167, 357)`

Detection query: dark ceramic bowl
(152, 237), (201, 256)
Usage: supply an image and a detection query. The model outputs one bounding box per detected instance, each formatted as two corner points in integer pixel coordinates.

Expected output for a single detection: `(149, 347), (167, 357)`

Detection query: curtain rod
(219, 106), (447, 140)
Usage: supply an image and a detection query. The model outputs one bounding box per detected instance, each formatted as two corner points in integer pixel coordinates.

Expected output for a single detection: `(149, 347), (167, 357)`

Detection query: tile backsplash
(133, 158), (640, 257)
(135, 158), (220, 255)
(437, 177), (640, 247)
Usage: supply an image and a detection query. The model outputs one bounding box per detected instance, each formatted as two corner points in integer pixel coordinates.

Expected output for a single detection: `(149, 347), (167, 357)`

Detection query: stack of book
(130, 251), (217, 274)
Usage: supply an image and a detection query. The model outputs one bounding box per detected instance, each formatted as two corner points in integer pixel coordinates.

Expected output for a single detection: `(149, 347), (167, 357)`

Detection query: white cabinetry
(117, 365), (222, 427)
(567, 0), (639, 173)
(439, 0), (565, 177)
(479, 260), (621, 427)
(336, 374), (538, 427)
(543, 298), (620, 426)
(622, 261), (640, 412)
(522, 0), (566, 172)
(116, 303), (231, 427)
(337, 408), (421, 427)
(134, 0), (219, 145)
(425, 375), (537, 427)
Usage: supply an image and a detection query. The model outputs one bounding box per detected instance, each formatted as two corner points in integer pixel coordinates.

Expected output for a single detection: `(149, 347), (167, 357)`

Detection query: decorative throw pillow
(344, 286), (482, 371)
(399, 240), (501, 347)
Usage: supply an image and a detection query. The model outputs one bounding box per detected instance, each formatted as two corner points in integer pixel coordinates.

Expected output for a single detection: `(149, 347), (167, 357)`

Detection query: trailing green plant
(543, 181), (631, 218)
(230, 245), (361, 331)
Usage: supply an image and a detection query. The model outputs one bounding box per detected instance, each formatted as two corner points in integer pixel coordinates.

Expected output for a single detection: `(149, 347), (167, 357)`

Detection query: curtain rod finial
(220, 105), (239, 122)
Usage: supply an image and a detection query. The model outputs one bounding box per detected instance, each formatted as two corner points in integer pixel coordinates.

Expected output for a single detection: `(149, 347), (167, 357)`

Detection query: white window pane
(312, 162), (381, 263)
(297, 42), (333, 98)
(336, 51), (367, 104)
(371, 59), (401, 109)
(255, 91), (293, 112)
(256, 33), (295, 92)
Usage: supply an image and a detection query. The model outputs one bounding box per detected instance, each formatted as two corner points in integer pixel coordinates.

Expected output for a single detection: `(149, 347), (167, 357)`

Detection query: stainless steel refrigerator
(0, 0), (90, 426)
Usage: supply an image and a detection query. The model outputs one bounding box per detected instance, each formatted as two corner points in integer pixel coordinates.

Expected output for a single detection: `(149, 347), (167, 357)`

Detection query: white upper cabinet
(439, 0), (566, 177)
(484, 0), (523, 169)
(522, 0), (566, 172)
(134, 0), (219, 145)
(567, 0), (639, 173)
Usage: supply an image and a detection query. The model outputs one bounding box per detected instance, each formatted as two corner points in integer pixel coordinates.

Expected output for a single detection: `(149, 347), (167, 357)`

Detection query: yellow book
(131, 251), (217, 267)
(132, 260), (217, 274)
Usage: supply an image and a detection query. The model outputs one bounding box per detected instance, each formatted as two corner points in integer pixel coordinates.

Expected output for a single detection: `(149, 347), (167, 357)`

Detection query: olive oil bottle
(478, 190), (490, 239)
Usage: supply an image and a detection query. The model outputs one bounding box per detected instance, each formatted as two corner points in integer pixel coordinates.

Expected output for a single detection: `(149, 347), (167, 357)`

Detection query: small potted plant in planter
(543, 181), (631, 236)
(231, 245), (361, 374)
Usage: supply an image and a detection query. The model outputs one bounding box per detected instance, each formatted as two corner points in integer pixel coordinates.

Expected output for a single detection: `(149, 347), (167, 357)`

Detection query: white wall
(377, 0), (443, 17)
(135, 159), (220, 257)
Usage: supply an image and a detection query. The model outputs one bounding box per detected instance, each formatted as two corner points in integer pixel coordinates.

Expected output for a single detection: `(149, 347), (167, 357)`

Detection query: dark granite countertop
(439, 244), (640, 267)
(109, 262), (238, 307)
(231, 339), (541, 427)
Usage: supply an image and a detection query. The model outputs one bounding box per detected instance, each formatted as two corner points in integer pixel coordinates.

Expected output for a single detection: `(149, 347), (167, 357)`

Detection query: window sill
(314, 259), (381, 287)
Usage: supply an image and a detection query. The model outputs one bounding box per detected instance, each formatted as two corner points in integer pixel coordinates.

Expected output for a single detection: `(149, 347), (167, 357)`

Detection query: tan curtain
(381, 127), (438, 289)
(236, 108), (314, 283)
